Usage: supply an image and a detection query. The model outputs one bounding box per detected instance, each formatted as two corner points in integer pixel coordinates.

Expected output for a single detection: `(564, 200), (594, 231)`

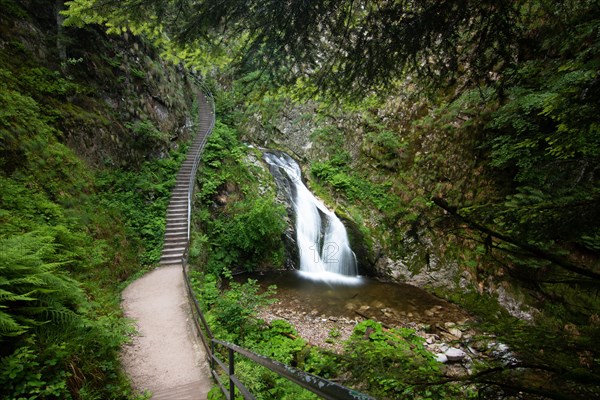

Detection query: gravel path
(121, 265), (212, 399)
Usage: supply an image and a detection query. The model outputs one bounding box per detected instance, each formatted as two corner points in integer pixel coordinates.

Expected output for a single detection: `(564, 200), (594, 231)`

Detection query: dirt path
(121, 265), (212, 400)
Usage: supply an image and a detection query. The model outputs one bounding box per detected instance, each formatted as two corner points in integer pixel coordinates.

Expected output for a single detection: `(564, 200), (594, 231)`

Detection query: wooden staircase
(159, 91), (214, 266)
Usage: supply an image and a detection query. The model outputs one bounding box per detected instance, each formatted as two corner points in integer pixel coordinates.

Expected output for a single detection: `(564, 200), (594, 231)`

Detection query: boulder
(445, 347), (467, 362)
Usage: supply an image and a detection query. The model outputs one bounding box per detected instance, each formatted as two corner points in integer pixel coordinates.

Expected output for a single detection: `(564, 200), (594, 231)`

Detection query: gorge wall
(238, 89), (536, 319)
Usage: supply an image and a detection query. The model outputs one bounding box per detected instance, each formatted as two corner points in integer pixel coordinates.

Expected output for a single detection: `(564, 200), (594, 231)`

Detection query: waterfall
(264, 151), (359, 281)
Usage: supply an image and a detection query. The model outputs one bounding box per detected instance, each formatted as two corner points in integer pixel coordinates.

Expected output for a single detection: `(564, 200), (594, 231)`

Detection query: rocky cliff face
(1, 0), (198, 169)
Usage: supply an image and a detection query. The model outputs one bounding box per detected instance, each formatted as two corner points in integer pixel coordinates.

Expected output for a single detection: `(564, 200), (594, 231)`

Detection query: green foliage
(191, 272), (276, 341)
(129, 67), (146, 79)
(310, 160), (397, 217)
(0, 0), (27, 18)
(126, 119), (169, 148)
(211, 277), (275, 342)
(21, 67), (88, 98)
(0, 9), (194, 398)
(0, 337), (72, 399)
(194, 120), (286, 275)
(0, 233), (85, 338)
(93, 149), (185, 266)
(63, 0), (519, 95)
(344, 320), (467, 399)
(191, 271), (322, 399)
(245, 320), (306, 365)
(302, 348), (338, 379)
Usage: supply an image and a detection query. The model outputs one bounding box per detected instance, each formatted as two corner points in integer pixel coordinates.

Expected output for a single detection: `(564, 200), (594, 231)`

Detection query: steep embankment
(0, 2), (202, 398)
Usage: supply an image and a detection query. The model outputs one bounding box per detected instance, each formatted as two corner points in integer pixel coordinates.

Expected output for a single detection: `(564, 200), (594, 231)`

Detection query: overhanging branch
(432, 197), (600, 281)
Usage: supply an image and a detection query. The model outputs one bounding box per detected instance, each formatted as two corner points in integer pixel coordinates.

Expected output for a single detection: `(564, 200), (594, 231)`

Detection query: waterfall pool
(241, 271), (470, 328)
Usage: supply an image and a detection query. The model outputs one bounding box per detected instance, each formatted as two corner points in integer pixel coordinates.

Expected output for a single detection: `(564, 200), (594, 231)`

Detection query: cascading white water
(264, 152), (358, 281)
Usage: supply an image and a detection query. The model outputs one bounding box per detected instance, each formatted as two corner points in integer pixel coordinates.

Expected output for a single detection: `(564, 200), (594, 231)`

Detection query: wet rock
(445, 347), (467, 362)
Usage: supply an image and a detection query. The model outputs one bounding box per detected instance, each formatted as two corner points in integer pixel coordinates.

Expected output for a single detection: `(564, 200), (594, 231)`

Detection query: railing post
(229, 348), (235, 400)
(211, 340), (215, 371)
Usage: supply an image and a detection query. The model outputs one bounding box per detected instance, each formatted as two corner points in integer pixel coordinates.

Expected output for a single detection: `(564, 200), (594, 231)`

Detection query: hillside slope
(0, 1), (201, 398)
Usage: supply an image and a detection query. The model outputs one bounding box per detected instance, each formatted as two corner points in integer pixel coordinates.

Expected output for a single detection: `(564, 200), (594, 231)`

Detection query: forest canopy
(64, 0), (525, 93)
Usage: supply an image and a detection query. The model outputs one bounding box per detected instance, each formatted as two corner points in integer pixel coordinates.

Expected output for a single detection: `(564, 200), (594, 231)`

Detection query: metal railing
(186, 80), (216, 242)
(180, 81), (373, 400)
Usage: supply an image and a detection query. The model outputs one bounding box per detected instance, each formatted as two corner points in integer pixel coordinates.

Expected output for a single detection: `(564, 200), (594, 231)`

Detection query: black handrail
(180, 82), (374, 400)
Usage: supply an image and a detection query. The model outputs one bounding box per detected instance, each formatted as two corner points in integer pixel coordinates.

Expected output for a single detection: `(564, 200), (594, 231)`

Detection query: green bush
(194, 120), (286, 275)
(343, 320), (468, 399)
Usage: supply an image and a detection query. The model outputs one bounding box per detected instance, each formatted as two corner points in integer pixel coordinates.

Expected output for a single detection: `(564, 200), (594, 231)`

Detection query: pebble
(448, 327), (462, 339)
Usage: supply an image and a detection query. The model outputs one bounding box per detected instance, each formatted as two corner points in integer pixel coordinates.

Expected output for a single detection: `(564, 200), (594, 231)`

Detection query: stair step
(167, 220), (187, 225)
(165, 225), (187, 231)
(163, 243), (188, 251)
(167, 212), (187, 217)
(165, 225), (186, 230)
(162, 243), (185, 250)
(165, 230), (187, 236)
(161, 252), (185, 259)
(164, 237), (187, 243)
(167, 218), (187, 224)
(166, 224), (188, 231)
(167, 210), (188, 215)
(164, 235), (187, 241)
(159, 258), (183, 266)
(167, 210), (187, 216)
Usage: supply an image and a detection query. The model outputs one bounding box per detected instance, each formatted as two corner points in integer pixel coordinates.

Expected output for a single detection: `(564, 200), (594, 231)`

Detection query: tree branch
(432, 197), (600, 281)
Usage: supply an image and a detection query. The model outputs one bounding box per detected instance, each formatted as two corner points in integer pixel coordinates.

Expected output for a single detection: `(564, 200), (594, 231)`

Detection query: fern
(0, 232), (85, 338)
